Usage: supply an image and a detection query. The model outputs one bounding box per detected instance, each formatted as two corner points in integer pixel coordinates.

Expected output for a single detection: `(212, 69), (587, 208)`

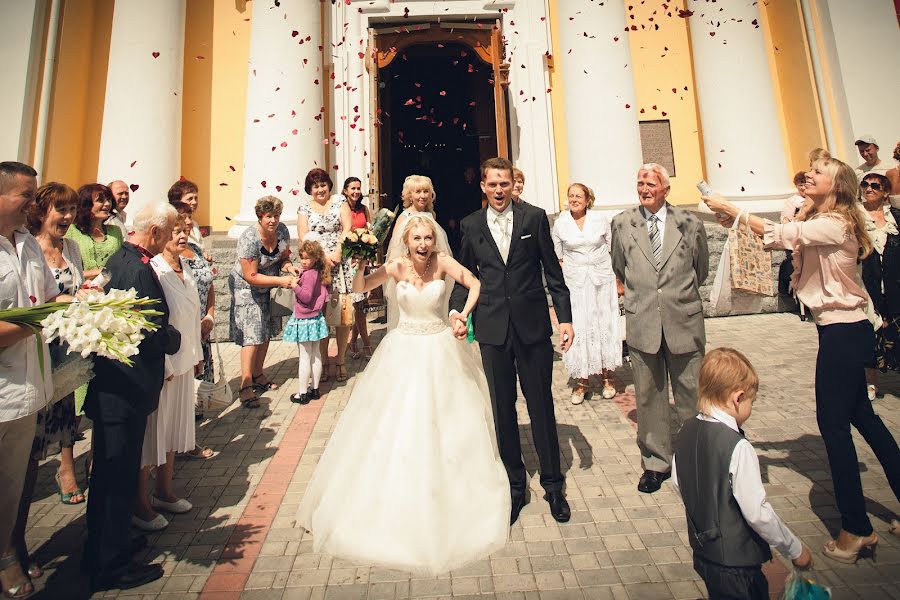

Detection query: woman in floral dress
(229, 196), (299, 406)
(297, 168), (353, 382)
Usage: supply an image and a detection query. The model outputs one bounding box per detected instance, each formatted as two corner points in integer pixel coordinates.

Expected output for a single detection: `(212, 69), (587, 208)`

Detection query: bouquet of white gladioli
(0, 288), (162, 367)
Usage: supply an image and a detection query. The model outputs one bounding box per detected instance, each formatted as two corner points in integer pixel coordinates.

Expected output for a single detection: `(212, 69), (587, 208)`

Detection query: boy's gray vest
(675, 418), (772, 567)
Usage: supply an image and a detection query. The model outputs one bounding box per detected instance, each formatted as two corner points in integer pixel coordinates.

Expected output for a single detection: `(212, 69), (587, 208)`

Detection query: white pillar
(229, 0), (324, 237)
(557, 0), (643, 207)
(688, 0), (792, 206)
(0, 0), (42, 163)
(96, 0), (186, 221)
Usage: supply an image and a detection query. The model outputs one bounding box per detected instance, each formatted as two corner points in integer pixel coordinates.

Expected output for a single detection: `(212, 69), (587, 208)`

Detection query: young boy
(672, 347), (812, 600)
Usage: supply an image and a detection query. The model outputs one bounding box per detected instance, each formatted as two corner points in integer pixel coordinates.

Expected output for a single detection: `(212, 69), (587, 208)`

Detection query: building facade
(3, 0), (899, 236)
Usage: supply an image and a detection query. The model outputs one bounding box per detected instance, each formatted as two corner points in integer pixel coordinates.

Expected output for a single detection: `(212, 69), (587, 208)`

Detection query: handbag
(325, 294), (356, 328)
(195, 334), (233, 410)
(710, 216), (768, 316)
(270, 287), (294, 318)
(727, 211), (774, 296)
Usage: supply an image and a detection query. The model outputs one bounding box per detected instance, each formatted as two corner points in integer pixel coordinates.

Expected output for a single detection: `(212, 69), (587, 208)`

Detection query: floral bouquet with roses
(341, 227), (380, 262)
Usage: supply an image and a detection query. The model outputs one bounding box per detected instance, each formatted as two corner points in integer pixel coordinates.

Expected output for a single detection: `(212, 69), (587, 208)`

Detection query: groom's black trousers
(480, 323), (564, 497)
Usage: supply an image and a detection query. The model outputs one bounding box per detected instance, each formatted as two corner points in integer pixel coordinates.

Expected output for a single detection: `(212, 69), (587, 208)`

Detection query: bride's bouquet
(341, 228), (380, 262)
(0, 288), (163, 368)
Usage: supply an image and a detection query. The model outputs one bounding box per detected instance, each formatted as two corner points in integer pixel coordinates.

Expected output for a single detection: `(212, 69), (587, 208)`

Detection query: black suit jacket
(85, 243), (181, 420)
(450, 202), (572, 346)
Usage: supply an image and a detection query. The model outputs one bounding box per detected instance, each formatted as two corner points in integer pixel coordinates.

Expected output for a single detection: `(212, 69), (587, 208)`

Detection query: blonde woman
(704, 157), (900, 564)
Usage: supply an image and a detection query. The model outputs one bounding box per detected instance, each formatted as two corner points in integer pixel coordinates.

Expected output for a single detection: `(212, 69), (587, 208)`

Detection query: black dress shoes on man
(510, 491), (530, 525)
(544, 491), (571, 523)
(637, 470), (671, 494)
(91, 562), (164, 592)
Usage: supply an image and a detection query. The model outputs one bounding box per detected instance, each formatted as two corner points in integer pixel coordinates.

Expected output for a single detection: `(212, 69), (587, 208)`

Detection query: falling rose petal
(709, 31), (715, 37)
(404, 99), (415, 106)
(130, 160), (137, 168)
(130, 184), (139, 192)
(640, 108), (645, 113)
(672, 88), (677, 93)
(678, 9), (694, 18)
(229, 165), (236, 171)
(661, 111), (667, 116)
(276, 185), (283, 192)
(358, 52), (365, 59)
(280, 141), (288, 148)
(333, 165), (339, 170)
(261, 180), (267, 188)
(292, 30), (299, 37)
(219, 182), (228, 186)
(152, 51), (160, 58)
(291, 110), (297, 117)
(292, 128), (298, 135)
(625, 103), (631, 109)
(652, 105), (657, 110)
(439, 90), (447, 96)
(292, 189), (299, 196)
(29, 295), (36, 303)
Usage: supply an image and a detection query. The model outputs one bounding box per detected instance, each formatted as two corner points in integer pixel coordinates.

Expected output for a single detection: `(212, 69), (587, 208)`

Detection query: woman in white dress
(551, 183), (622, 404)
(297, 213), (510, 575)
(132, 214), (203, 531)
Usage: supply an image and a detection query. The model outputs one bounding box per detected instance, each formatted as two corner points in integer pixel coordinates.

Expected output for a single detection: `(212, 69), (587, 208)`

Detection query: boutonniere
(141, 256), (150, 264)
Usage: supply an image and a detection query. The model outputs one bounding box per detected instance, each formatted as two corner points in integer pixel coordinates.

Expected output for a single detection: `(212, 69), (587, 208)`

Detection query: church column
(688, 0), (792, 204)
(0, 0), (42, 162)
(557, 0), (643, 207)
(229, 0), (324, 237)
(96, 0), (186, 221)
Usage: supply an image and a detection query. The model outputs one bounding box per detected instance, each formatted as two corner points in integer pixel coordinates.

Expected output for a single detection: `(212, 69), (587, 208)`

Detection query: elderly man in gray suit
(611, 163), (709, 493)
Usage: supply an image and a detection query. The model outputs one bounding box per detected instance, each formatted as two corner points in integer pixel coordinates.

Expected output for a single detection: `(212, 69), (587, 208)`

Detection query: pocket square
(520, 234), (532, 239)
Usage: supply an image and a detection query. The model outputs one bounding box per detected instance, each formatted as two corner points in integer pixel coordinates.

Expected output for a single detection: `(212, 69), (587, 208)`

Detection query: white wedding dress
(296, 279), (510, 575)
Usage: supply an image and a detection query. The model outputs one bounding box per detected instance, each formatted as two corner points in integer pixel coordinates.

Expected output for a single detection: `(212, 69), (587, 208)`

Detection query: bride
(296, 213), (510, 575)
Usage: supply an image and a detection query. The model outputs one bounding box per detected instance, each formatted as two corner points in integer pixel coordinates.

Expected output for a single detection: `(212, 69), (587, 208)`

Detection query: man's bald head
(108, 180), (130, 212)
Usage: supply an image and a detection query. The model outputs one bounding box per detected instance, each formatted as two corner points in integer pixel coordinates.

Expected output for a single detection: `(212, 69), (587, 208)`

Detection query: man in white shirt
(0, 161), (58, 594)
(107, 180), (130, 239)
(854, 135), (892, 179)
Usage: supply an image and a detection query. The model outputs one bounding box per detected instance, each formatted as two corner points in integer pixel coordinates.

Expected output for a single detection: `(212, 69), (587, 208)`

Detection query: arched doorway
(368, 22), (510, 231)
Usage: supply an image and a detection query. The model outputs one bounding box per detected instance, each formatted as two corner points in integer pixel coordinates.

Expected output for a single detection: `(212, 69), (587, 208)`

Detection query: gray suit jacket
(610, 203), (709, 355)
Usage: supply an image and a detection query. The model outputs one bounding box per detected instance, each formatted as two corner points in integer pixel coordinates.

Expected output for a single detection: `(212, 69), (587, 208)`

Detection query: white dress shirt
(642, 204), (667, 247)
(671, 406), (803, 561)
(0, 230), (59, 421)
(487, 203), (513, 263)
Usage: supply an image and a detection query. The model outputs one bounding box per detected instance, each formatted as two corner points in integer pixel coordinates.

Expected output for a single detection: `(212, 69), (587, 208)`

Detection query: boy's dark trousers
(693, 556), (768, 600)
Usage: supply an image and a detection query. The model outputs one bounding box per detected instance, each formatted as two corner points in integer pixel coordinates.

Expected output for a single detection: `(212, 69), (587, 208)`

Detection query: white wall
(0, 0), (42, 163)
(822, 0), (900, 165)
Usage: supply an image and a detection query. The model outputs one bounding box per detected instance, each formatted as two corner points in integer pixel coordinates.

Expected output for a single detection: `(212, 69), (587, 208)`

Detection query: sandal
(180, 445), (214, 460)
(239, 385), (260, 409)
(336, 362), (348, 382)
(348, 343), (361, 360)
(0, 555), (33, 599)
(54, 471), (85, 505)
(822, 531), (878, 564)
(890, 519), (899, 538)
(321, 363), (333, 383)
(361, 344), (373, 359)
(252, 374), (278, 392)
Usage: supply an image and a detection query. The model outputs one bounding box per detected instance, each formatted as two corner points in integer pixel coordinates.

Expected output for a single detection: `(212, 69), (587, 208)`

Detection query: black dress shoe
(544, 491), (571, 523)
(291, 393), (309, 404)
(307, 387), (321, 400)
(91, 562), (163, 592)
(637, 470), (671, 494)
(510, 491), (530, 525)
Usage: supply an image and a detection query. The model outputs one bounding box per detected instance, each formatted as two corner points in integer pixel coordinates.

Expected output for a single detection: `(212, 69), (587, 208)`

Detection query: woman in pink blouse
(704, 157), (900, 563)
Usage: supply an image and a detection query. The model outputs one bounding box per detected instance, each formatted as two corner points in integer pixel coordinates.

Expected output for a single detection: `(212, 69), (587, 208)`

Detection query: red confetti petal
(29, 295), (36, 303)
(625, 103), (631, 109)
(151, 51), (160, 58)
(280, 141), (288, 148)
(140, 256), (150, 264)
(130, 160), (137, 168)
(229, 165), (236, 171)
(261, 180), (267, 188)
(129, 184), (139, 192)
(275, 185), (283, 192)
(292, 30), (299, 37)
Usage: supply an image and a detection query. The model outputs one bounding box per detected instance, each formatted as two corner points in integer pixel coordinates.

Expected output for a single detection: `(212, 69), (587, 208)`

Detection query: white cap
(855, 134), (878, 146)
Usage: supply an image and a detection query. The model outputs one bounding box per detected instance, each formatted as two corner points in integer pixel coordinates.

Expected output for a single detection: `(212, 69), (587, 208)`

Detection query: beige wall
(628, 0), (706, 206)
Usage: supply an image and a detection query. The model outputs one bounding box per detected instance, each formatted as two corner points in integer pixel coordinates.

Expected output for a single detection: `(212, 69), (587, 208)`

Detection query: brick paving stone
(17, 314), (900, 599)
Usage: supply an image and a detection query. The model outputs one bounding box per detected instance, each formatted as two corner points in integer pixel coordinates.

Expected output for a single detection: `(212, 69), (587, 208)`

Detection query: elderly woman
(297, 169), (353, 382)
(342, 177), (374, 360)
(512, 167), (526, 204)
(168, 178), (211, 261)
(2, 183), (86, 594)
(65, 184), (123, 420)
(861, 174), (899, 377)
(231, 196), (298, 406)
(132, 215), (203, 531)
(704, 157), (900, 563)
(170, 201), (215, 458)
(552, 183), (621, 404)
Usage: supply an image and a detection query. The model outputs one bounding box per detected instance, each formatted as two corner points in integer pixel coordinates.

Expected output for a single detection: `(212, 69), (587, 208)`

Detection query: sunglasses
(861, 181), (883, 191)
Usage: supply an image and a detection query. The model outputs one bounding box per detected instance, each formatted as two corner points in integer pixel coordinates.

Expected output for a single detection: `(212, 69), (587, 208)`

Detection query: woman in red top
(342, 177), (373, 358)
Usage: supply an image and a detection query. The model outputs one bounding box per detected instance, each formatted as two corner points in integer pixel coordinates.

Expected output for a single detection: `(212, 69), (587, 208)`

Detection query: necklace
(409, 253), (433, 282)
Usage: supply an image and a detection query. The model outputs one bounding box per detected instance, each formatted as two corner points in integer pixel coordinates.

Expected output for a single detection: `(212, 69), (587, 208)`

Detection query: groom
(450, 157), (574, 525)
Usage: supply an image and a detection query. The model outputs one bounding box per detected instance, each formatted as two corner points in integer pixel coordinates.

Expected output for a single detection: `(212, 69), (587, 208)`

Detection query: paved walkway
(22, 313), (900, 599)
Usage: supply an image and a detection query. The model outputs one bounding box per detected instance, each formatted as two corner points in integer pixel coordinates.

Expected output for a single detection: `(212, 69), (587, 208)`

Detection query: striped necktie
(648, 214), (662, 269)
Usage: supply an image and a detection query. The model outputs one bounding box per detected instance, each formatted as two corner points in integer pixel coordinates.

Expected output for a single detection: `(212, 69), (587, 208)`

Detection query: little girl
(283, 237), (331, 404)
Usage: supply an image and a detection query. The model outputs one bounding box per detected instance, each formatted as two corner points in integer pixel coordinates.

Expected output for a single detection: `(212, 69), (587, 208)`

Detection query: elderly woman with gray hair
(229, 196), (298, 407)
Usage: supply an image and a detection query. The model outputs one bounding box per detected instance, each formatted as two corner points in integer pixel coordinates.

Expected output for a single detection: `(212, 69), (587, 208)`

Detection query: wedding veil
(384, 212), (454, 331)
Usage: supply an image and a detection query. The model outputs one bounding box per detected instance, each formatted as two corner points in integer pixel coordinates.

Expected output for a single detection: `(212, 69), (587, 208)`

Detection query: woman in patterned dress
(64, 184), (123, 418)
(297, 169), (354, 382)
(229, 196), (299, 407)
(171, 202), (215, 458)
(6, 183), (88, 587)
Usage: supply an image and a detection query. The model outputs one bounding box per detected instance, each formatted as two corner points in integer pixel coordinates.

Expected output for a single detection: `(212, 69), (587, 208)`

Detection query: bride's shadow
(520, 423), (594, 479)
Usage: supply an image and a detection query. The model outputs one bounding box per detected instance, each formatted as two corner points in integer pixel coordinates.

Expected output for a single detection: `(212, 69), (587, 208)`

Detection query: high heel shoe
(822, 532), (878, 564)
(601, 378), (616, 399)
(336, 362), (348, 382)
(54, 471), (85, 505)
(889, 519), (899, 538)
(0, 555), (33, 599)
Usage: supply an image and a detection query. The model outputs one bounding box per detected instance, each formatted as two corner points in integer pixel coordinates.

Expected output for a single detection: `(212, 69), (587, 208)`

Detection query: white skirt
(142, 370), (196, 467)
(563, 276), (623, 379)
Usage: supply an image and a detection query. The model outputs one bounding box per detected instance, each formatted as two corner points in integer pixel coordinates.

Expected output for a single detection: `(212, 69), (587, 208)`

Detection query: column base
(227, 213), (299, 239)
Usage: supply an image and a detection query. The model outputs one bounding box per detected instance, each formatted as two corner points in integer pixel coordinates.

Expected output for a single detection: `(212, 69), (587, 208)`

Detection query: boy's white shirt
(672, 406), (803, 560)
